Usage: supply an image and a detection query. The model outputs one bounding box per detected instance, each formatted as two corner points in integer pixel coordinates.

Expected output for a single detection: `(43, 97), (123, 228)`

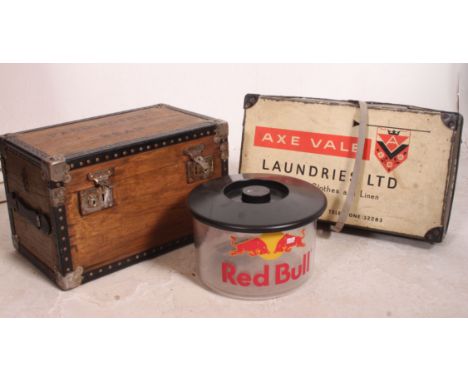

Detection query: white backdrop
(0, 64), (466, 174)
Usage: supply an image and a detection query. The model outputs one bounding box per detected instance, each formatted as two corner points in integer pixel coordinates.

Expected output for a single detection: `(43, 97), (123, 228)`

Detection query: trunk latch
(184, 144), (214, 183)
(79, 168), (115, 215)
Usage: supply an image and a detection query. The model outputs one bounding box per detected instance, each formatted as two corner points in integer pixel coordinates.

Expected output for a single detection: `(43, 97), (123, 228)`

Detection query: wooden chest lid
(4, 104), (219, 159)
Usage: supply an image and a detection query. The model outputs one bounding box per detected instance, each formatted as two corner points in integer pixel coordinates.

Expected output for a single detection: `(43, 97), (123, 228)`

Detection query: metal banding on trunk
(0, 104), (229, 289)
(66, 124), (221, 170)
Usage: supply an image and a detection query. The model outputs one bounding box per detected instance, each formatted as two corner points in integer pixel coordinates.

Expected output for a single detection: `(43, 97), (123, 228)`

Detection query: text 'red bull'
(222, 252), (311, 287)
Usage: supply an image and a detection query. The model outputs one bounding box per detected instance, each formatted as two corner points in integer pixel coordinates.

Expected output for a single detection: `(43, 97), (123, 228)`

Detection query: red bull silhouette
(230, 236), (269, 257)
(274, 230), (305, 253)
(230, 229), (305, 258)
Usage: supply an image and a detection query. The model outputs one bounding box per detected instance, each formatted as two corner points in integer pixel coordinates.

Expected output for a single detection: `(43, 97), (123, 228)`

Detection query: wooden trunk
(0, 104), (228, 289)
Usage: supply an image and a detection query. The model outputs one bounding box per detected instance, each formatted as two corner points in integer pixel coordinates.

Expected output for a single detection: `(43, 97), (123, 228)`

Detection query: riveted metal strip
(49, 204), (73, 275)
(82, 234), (193, 283)
(214, 123), (229, 175)
(67, 125), (218, 170)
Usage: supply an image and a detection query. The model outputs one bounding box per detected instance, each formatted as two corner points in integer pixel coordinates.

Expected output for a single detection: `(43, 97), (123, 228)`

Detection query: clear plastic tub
(188, 174), (326, 300)
(194, 220), (316, 299)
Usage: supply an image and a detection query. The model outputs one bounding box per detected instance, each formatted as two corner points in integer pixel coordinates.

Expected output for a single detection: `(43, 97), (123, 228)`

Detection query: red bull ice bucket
(188, 174), (327, 299)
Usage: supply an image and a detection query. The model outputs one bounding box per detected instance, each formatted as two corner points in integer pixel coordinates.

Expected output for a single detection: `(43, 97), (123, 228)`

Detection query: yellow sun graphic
(258, 232), (285, 261)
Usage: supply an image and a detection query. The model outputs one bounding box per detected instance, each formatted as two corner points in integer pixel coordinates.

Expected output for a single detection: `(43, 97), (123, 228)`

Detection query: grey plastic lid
(188, 173), (327, 233)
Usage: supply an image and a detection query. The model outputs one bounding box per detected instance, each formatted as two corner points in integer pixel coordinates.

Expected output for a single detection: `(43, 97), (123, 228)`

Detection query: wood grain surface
(12, 105), (212, 158)
(4, 148), (58, 270)
(2, 104), (226, 285)
(65, 135), (222, 271)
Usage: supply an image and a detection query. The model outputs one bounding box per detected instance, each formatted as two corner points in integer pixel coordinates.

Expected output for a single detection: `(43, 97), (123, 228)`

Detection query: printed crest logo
(375, 128), (410, 172)
(230, 230), (305, 261)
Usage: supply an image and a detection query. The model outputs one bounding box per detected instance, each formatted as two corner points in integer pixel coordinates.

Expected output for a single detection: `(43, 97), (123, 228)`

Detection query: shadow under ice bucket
(188, 173), (327, 299)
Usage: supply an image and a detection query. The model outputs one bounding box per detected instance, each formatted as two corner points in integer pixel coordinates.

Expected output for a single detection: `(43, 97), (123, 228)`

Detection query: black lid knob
(241, 185), (271, 203)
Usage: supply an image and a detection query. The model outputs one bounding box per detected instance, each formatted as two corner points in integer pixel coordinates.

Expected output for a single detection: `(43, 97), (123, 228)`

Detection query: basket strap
(331, 101), (368, 233)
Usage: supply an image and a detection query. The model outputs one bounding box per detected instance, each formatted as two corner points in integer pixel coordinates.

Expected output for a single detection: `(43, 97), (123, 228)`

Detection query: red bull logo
(223, 230), (311, 287)
(230, 230), (305, 261)
(222, 252), (311, 287)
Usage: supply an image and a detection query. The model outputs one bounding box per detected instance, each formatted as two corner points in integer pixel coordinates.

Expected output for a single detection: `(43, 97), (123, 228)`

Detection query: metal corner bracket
(56, 266), (84, 290)
(244, 94), (260, 109)
(441, 113), (458, 130)
(214, 122), (229, 161)
(424, 226), (444, 243)
(41, 154), (71, 184)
